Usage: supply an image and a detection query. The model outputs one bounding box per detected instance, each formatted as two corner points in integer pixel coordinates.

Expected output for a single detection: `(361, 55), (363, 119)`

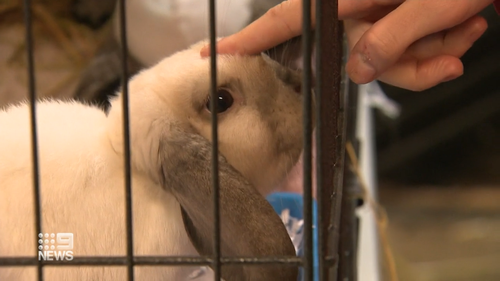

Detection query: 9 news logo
(37, 233), (74, 261)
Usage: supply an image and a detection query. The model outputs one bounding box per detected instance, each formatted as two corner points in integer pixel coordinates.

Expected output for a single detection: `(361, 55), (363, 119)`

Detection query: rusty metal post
(315, 0), (346, 280)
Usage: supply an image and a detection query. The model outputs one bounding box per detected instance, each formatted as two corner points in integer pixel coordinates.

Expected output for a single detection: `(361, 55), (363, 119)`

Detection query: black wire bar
(22, 0), (43, 280)
(117, 1), (135, 280)
(302, 0), (314, 280)
(0, 256), (303, 267)
(207, 0), (222, 281)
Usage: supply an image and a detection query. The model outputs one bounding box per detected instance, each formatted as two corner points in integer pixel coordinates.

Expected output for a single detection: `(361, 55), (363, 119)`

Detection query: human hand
(199, 0), (405, 57)
(200, 0), (493, 91)
(346, 0), (492, 91)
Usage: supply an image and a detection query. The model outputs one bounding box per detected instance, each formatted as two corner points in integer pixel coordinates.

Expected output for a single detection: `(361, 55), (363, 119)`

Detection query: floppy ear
(158, 127), (299, 281)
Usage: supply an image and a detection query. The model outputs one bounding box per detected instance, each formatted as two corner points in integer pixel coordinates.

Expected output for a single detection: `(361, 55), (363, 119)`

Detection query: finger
(200, 0), (403, 57)
(340, 0), (404, 20)
(378, 55), (464, 91)
(200, 0), (310, 57)
(344, 19), (372, 52)
(407, 15), (488, 59)
(343, 5), (406, 51)
(346, 0), (493, 84)
(345, 15), (487, 91)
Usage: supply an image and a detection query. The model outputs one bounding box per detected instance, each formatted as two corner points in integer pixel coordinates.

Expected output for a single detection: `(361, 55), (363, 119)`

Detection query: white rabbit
(72, 0), (295, 110)
(0, 40), (306, 281)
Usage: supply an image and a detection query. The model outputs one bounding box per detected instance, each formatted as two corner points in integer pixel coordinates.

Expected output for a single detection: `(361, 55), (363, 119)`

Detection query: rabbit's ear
(158, 128), (298, 281)
(264, 35), (306, 71)
(264, 34), (317, 90)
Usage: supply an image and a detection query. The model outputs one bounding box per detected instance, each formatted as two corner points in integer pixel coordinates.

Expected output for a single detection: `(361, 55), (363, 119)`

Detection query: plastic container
(266, 192), (319, 281)
(187, 192), (319, 280)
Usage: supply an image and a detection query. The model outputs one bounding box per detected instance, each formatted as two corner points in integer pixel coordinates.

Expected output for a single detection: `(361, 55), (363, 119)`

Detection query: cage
(0, 0), (366, 280)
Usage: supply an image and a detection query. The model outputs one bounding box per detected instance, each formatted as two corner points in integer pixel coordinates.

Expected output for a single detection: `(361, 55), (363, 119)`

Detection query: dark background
(375, 6), (500, 186)
(375, 6), (500, 281)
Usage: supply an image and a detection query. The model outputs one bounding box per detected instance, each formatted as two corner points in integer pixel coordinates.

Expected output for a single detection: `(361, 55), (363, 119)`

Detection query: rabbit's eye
(206, 89), (234, 113)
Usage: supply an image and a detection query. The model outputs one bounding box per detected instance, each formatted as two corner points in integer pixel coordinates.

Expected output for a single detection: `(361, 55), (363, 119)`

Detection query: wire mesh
(0, 0), (351, 280)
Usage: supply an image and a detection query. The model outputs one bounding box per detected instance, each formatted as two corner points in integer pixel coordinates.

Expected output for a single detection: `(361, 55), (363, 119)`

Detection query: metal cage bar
(0, 256), (304, 266)
(315, 0), (346, 280)
(117, 1), (135, 280)
(337, 72), (361, 280)
(2, 0), (351, 281)
(208, 0), (222, 280)
(302, 0), (314, 280)
(22, 0), (43, 280)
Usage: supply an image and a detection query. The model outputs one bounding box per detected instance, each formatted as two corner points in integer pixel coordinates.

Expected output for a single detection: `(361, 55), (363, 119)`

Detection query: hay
(346, 141), (399, 281)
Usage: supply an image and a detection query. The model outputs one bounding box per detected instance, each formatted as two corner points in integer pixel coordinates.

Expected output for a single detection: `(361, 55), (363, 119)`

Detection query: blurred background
(0, 1), (499, 280)
(375, 5), (500, 281)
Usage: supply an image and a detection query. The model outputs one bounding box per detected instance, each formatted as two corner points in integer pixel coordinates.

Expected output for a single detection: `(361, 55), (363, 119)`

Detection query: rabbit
(71, 0), (318, 199)
(72, 0), (298, 113)
(0, 39), (308, 281)
(73, 0), (254, 110)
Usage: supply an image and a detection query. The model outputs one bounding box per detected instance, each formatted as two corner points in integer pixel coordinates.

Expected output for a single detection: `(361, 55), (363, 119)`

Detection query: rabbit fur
(0, 40), (306, 281)
(72, 0), (301, 112)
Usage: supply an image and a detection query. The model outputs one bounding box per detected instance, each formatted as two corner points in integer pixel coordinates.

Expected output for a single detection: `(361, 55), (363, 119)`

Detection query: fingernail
(442, 74), (460, 82)
(468, 19), (488, 42)
(468, 27), (483, 43)
(350, 52), (377, 83)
